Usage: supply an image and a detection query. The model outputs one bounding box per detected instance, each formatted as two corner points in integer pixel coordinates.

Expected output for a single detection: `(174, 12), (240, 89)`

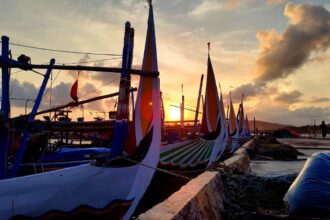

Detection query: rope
(10, 42), (121, 57)
(10, 70), (23, 75)
(9, 77), (17, 97)
(31, 69), (45, 76)
(58, 57), (122, 65)
(3, 97), (34, 101)
(119, 156), (192, 180)
(78, 76), (122, 99)
(42, 69), (61, 99)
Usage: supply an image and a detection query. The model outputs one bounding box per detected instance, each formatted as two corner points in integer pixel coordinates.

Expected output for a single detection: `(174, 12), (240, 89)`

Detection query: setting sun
(168, 106), (181, 121)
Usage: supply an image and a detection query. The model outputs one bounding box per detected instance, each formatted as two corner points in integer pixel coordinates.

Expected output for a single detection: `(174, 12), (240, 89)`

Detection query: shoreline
(139, 137), (330, 219)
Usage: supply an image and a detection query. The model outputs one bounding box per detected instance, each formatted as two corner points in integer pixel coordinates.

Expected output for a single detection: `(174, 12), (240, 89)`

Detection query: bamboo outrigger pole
(0, 60), (159, 77)
(11, 88), (137, 121)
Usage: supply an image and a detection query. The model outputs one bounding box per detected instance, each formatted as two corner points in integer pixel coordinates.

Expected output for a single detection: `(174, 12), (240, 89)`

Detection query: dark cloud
(230, 82), (264, 102)
(232, 3), (330, 98)
(309, 97), (330, 103)
(230, 82), (279, 102)
(9, 81), (39, 108)
(66, 55), (142, 90)
(79, 83), (105, 111)
(274, 90), (302, 104)
(10, 79), (113, 113)
(293, 107), (330, 120)
(66, 55), (121, 87)
(255, 3), (330, 83)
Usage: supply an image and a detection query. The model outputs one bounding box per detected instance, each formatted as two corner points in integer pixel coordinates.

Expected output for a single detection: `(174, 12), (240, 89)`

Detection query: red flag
(70, 80), (78, 102)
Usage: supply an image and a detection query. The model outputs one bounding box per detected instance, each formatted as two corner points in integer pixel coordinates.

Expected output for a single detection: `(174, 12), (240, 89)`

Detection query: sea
(250, 137), (330, 177)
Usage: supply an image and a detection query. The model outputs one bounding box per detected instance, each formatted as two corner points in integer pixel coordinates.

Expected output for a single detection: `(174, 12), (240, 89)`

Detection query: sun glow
(168, 106), (181, 121)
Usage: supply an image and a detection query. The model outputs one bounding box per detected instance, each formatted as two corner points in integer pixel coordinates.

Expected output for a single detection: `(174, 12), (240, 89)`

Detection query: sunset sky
(0, 0), (329, 126)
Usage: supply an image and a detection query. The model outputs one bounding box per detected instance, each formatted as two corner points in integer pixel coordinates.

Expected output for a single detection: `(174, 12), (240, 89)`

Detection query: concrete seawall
(139, 139), (256, 220)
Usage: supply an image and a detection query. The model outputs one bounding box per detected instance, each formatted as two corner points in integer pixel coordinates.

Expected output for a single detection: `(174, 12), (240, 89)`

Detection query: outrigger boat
(218, 85), (229, 157)
(236, 95), (252, 147)
(15, 20), (136, 175)
(237, 95), (247, 139)
(0, 1), (160, 219)
(227, 92), (240, 153)
(159, 44), (227, 170)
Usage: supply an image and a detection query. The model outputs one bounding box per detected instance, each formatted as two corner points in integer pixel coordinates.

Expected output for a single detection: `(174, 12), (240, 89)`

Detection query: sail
(228, 93), (238, 137)
(227, 92), (240, 152)
(124, 1), (159, 157)
(159, 44), (226, 169)
(202, 51), (220, 133)
(218, 89), (228, 158)
(134, 2), (158, 146)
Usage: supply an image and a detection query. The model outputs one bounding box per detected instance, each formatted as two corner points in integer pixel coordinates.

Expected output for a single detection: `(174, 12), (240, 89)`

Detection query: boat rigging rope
(58, 57), (122, 65)
(31, 69), (45, 77)
(9, 42), (121, 57)
(10, 70), (23, 75)
(42, 69), (62, 100)
(78, 76), (122, 99)
(9, 78), (17, 97)
(119, 156), (193, 180)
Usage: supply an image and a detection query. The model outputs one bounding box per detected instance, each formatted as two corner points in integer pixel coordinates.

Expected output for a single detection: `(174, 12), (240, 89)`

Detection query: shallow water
(250, 138), (330, 177)
(250, 160), (304, 177)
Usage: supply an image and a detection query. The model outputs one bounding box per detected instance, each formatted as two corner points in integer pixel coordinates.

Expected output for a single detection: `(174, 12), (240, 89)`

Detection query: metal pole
(0, 36), (10, 179)
(181, 84), (184, 129)
(131, 89), (135, 120)
(160, 91), (165, 140)
(254, 117), (256, 137)
(10, 58), (55, 178)
(194, 74), (204, 130)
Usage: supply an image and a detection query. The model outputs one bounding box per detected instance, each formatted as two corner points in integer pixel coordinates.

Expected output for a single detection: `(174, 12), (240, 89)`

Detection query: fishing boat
(12, 111), (114, 174)
(218, 86), (229, 157)
(0, 1), (160, 219)
(227, 92), (240, 153)
(237, 95), (247, 139)
(159, 44), (227, 170)
(7, 17), (137, 176)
